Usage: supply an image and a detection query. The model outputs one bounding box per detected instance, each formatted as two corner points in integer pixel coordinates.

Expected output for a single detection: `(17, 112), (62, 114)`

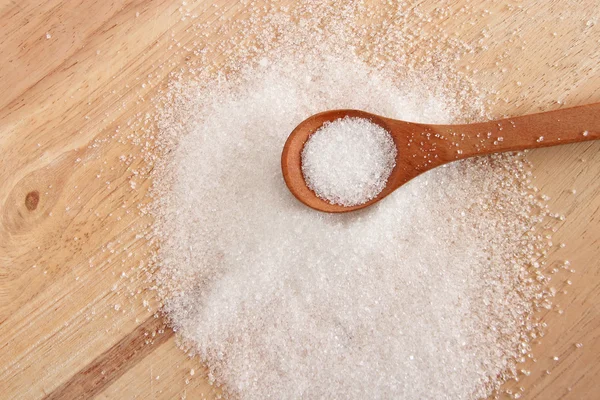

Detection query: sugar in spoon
(281, 103), (600, 213)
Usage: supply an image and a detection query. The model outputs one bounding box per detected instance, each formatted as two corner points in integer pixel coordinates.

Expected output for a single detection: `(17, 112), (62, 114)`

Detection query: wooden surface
(1, 1), (599, 399)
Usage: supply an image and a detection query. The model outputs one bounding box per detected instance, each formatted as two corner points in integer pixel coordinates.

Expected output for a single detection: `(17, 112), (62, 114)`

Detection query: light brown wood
(282, 104), (600, 213)
(0, 1), (599, 399)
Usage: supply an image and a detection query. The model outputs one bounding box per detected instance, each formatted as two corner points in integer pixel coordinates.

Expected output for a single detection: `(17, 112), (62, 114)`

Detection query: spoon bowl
(282, 103), (600, 213)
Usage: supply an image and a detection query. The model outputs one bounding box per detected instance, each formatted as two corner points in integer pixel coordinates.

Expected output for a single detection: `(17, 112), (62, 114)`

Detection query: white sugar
(301, 117), (397, 206)
(152, 54), (547, 399)
(146, 2), (555, 400)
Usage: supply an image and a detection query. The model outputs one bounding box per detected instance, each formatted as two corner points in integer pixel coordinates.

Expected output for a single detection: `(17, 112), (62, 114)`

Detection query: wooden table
(1, 1), (599, 399)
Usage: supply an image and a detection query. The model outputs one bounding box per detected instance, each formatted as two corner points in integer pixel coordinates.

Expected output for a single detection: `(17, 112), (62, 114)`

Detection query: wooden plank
(0, 0), (202, 398)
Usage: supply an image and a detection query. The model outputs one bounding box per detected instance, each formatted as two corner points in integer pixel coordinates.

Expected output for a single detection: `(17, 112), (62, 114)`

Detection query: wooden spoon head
(281, 109), (420, 213)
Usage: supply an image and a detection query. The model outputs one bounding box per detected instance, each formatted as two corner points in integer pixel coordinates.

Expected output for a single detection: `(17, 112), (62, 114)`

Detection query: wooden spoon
(281, 103), (600, 213)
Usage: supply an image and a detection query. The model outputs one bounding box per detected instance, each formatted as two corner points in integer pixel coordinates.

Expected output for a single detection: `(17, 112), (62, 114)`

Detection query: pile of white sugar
(152, 55), (548, 400)
(147, 2), (555, 400)
(301, 117), (397, 206)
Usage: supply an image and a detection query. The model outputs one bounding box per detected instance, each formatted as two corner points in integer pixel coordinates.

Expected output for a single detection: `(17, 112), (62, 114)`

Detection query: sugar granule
(301, 117), (397, 206)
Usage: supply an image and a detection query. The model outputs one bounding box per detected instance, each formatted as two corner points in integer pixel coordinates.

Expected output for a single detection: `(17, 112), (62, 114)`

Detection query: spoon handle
(438, 102), (600, 160)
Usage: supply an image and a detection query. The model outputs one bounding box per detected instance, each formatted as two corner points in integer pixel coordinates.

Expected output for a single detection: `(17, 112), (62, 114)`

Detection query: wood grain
(0, 0), (599, 399)
(46, 316), (173, 400)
